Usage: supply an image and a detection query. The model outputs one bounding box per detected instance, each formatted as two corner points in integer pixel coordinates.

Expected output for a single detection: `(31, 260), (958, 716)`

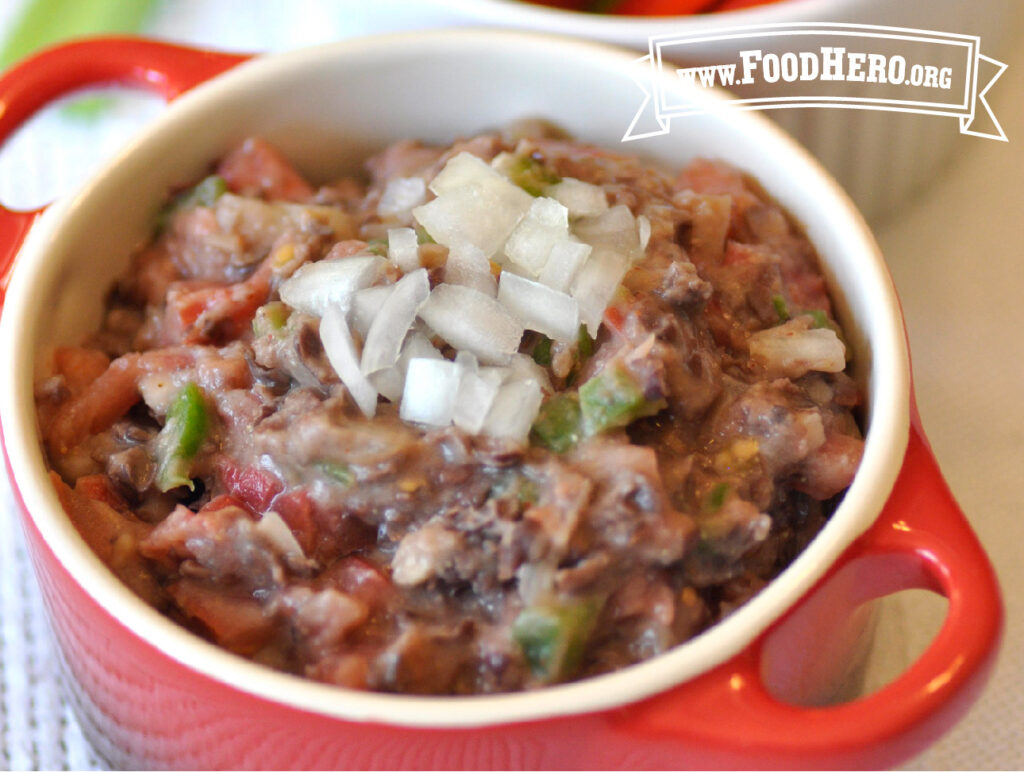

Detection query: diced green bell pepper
(155, 382), (209, 492)
(705, 482), (731, 513)
(252, 301), (292, 337)
(176, 174), (227, 210)
(565, 325), (596, 386)
(771, 294), (790, 322)
(489, 471), (539, 505)
(156, 174), (227, 231)
(803, 309), (831, 329)
(507, 156), (561, 197)
(579, 363), (665, 436)
(576, 325), (595, 361)
(532, 335), (553, 367)
(531, 392), (583, 454)
(517, 478), (539, 505)
(513, 599), (600, 682)
(366, 238), (388, 257)
(316, 460), (355, 487)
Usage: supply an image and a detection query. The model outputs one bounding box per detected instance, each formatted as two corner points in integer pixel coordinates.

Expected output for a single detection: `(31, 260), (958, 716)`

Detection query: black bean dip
(37, 123), (864, 694)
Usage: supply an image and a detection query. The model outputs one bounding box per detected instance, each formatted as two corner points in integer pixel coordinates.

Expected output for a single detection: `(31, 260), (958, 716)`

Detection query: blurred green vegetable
(0, 0), (159, 118)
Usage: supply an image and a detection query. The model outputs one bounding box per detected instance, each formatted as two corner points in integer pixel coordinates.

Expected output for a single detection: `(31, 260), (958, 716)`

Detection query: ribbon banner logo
(625, 22), (1007, 142)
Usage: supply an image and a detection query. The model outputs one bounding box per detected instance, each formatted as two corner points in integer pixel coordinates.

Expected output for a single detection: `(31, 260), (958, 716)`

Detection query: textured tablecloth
(1, 1), (1022, 769)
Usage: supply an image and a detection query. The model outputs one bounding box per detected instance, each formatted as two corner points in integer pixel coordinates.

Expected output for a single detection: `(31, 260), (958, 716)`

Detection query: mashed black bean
(38, 126), (863, 694)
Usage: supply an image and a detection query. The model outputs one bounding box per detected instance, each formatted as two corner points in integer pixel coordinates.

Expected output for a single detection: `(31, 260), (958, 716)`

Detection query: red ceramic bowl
(0, 32), (1002, 770)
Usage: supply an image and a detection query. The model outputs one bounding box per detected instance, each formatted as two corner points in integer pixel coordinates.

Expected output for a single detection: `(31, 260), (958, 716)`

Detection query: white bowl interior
(0, 30), (908, 727)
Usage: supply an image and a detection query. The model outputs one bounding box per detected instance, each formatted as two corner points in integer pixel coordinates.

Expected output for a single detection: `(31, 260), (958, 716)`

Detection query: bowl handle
(613, 405), (1002, 769)
(0, 37), (250, 307)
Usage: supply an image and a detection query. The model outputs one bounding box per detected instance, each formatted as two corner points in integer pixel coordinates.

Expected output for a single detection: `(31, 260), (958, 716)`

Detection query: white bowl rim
(0, 28), (909, 729)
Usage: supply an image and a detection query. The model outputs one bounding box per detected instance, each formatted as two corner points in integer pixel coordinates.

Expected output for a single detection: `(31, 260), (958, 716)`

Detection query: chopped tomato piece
(272, 490), (318, 556)
(217, 137), (314, 202)
(677, 158), (750, 199)
(796, 432), (864, 500)
(74, 474), (130, 513)
(218, 460), (284, 514)
(602, 304), (627, 335)
(46, 354), (144, 455)
(328, 556), (395, 610)
(168, 578), (276, 655)
(164, 276), (269, 345)
(53, 346), (110, 395)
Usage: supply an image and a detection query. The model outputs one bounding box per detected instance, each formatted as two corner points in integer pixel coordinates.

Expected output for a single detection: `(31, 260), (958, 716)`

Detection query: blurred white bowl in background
(331, 0), (1019, 223)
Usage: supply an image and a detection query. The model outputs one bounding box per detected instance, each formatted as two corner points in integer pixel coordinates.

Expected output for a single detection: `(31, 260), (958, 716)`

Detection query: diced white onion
(570, 246), (630, 336)
(387, 227), (420, 273)
(361, 268), (430, 375)
(454, 349), (478, 371)
(414, 154), (532, 257)
(378, 176), (426, 217)
(452, 352), (506, 435)
(367, 365), (403, 404)
(488, 151), (520, 178)
(444, 240), (497, 297)
(548, 177), (609, 218)
(418, 284), (524, 365)
(368, 328), (442, 402)
(319, 305), (378, 417)
(497, 271), (579, 343)
(429, 152), (501, 195)
(637, 215), (652, 252)
(507, 353), (553, 394)
(279, 255), (385, 317)
(574, 204), (642, 261)
(516, 562), (556, 606)
(399, 357), (460, 426)
(403, 326), (445, 362)
(481, 378), (543, 442)
(797, 410), (827, 453)
(751, 514), (773, 543)
(455, 370), (505, 434)
(256, 511), (307, 566)
(350, 284), (395, 339)
(502, 196), (570, 276)
(537, 238), (592, 293)
(355, 154), (636, 438)
(748, 322), (846, 378)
